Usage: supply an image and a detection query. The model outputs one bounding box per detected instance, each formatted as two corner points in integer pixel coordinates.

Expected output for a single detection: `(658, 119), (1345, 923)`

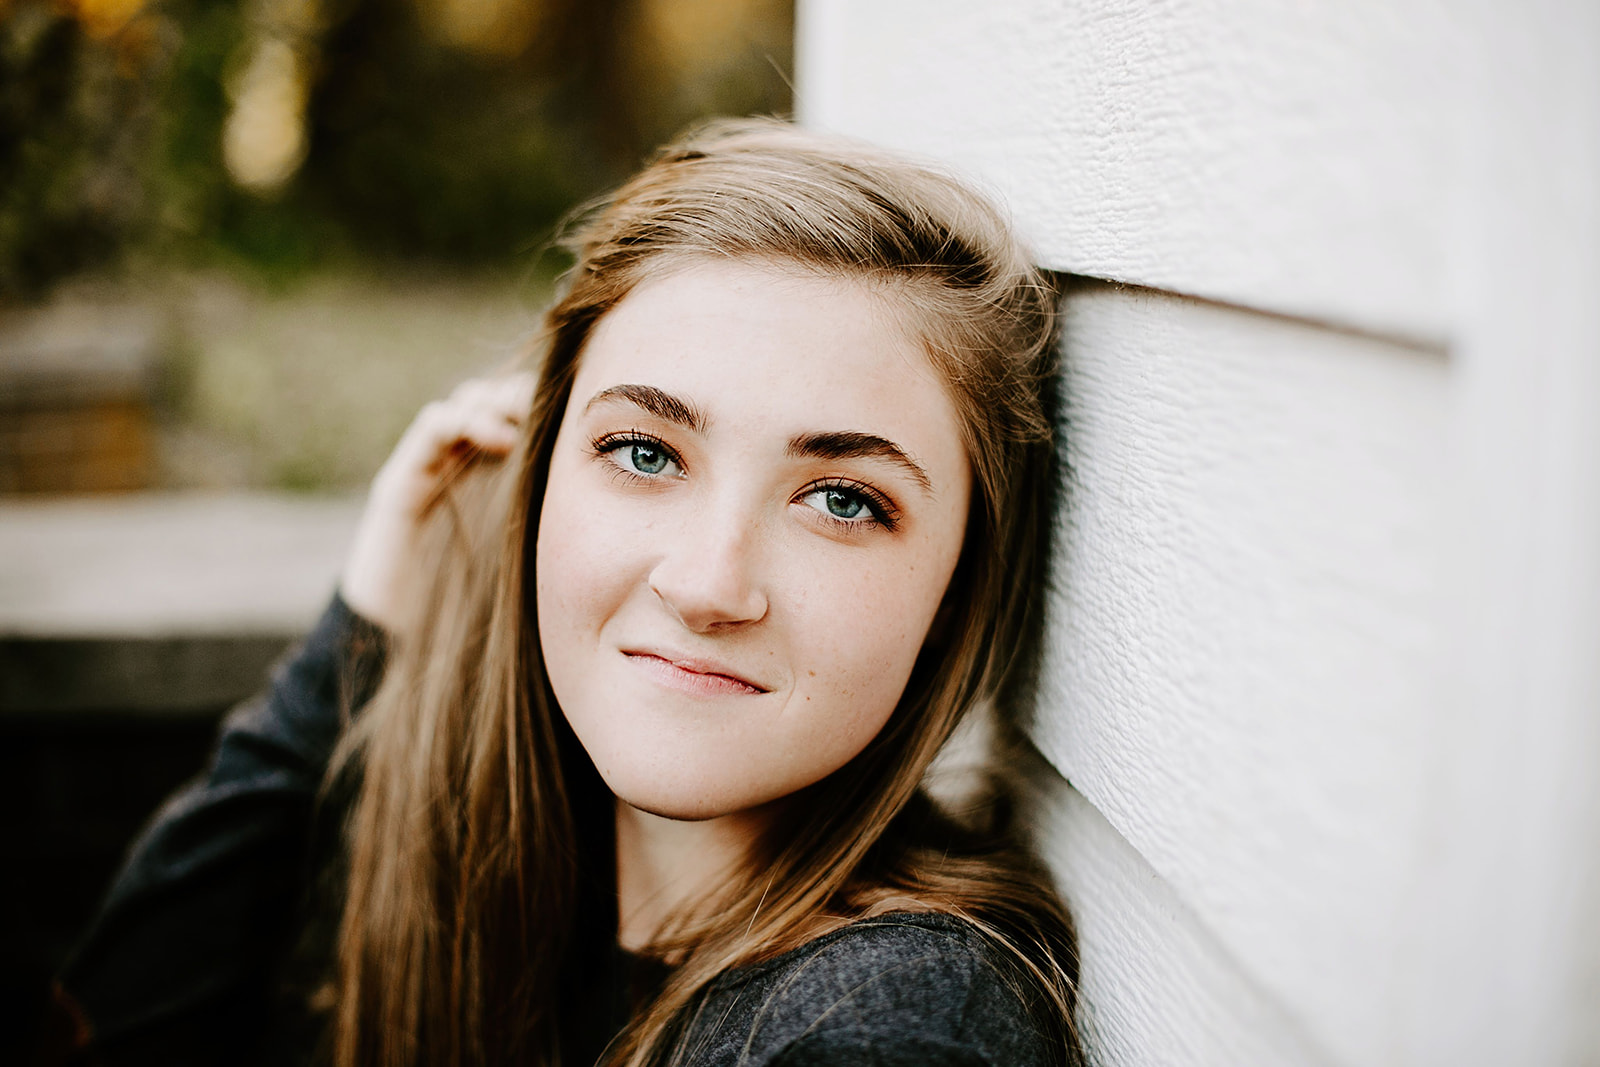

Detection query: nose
(648, 510), (769, 632)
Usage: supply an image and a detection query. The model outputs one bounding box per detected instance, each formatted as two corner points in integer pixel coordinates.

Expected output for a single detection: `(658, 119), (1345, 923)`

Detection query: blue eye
(594, 433), (683, 478)
(799, 482), (894, 529)
(629, 442), (669, 475)
(823, 489), (866, 519)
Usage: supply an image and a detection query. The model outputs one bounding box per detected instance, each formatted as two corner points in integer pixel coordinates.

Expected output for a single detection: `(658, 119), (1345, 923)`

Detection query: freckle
(808, 670), (815, 677)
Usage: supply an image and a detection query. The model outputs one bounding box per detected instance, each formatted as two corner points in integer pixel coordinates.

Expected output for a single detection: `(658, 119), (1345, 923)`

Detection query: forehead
(570, 259), (960, 450)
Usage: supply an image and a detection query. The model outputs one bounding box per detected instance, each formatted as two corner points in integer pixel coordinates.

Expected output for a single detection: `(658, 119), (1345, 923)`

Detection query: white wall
(798, 2), (1600, 1064)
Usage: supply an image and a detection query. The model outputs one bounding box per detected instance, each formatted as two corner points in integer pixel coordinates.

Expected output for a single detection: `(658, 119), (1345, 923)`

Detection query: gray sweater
(662, 912), (1054, 1065)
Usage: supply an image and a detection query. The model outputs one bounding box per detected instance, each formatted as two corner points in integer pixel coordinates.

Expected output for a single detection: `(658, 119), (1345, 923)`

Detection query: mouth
(621, 650), (770, 697)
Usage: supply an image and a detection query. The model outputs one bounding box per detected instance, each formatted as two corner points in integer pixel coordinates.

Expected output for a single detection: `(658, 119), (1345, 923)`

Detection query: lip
(621, 648), (770, 697)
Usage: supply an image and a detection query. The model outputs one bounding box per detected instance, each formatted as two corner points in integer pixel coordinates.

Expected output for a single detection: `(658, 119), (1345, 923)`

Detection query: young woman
(58, 120), (1081, 1066)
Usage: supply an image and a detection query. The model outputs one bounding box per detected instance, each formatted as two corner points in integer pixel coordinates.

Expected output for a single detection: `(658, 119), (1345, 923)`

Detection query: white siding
(1031, 771), (1331, 1067)
(800, 1), (1600, 1065)
(1392, 3), (1600, 1063)
(1040, 285), (1445, 1067)
(798, 0), (1459, 343)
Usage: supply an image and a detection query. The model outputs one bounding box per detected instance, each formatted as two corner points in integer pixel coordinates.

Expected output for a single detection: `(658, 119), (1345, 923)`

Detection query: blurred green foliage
(0, 2), (160, 296)
(0, 0), (793, 299)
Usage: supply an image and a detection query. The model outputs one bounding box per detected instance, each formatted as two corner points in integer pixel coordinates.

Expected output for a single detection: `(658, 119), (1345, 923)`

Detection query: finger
(502, 370), (537, 414)
(408, 404), (522, 475)
(384, 403), (491, 483)
(455, 407), (523, 454)
(493, 374), (537, 429)
(451, 372), (537, 426)
(376, 373), (539, 497)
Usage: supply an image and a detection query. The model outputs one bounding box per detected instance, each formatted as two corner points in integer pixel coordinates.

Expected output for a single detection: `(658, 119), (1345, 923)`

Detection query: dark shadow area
(1, 711), (229, 973)
(0, 633), (295, 1062)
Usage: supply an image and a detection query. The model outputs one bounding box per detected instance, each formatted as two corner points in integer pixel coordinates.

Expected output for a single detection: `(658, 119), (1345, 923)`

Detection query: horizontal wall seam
(1056, 274), (1451, 359)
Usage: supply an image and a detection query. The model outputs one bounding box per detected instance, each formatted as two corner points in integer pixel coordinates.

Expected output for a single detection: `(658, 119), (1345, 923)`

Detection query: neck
(613, 799), (769, 952)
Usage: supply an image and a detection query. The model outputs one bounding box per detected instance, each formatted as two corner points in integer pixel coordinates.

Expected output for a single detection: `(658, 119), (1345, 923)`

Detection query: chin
(614, 793), (729, 822)
(598, 762), (788, 823)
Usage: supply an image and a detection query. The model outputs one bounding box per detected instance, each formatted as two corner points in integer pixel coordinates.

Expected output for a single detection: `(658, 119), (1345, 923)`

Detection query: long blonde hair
(327, 119), (1078, 1067)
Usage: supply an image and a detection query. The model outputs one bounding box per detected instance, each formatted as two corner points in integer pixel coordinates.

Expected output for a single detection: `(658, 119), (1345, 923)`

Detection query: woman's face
(536, 258), (971, 821)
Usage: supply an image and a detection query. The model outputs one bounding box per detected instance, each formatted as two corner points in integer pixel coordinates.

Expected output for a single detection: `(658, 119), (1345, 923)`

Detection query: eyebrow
(585, 384), (708, 433)
(585, 384), (933, 494)
(787, 431), (933, 494)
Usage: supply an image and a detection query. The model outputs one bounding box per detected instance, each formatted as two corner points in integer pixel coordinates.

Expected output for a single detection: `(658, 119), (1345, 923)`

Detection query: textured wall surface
(799, 0), (1459, 342)
(1041, 285), (1444, 1066)
(1033, 769), (1327, 1066)
(799, 2), (1600, 1064)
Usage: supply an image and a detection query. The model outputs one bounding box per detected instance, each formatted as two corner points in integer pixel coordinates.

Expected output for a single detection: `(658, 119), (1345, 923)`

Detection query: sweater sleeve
(55, 593), (386, 1066)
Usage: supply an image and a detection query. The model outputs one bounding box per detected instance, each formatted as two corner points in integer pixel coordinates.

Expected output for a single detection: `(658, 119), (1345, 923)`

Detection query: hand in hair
(339, 372), (535, 634)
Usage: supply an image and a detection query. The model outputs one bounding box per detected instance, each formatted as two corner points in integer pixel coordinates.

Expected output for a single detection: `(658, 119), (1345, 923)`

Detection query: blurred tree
(0, 0), (793, 297)
(296, 0), (606, 267)
(622, 0), (793, 152)
(0, 0), (182, 297)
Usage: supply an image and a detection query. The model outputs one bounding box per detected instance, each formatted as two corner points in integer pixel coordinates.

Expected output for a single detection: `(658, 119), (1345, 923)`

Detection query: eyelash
(801, 477), (900, 532)
(595, 425), (675, 460)
(590, 429), (682, 476)
(587, 430), (900, 532)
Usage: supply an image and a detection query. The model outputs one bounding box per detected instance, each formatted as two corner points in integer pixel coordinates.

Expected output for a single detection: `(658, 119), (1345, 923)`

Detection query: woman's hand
(340, 372), (537, 634)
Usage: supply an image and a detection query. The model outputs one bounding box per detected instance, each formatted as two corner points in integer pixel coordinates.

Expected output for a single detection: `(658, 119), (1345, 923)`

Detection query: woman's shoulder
(676, 911), (1059, 1066)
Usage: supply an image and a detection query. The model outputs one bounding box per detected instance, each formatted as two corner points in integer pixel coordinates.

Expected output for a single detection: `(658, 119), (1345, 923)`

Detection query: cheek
(776, 549), (954, 761)
(534, 456), (637, 661)
(804, 581), (926, 698)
